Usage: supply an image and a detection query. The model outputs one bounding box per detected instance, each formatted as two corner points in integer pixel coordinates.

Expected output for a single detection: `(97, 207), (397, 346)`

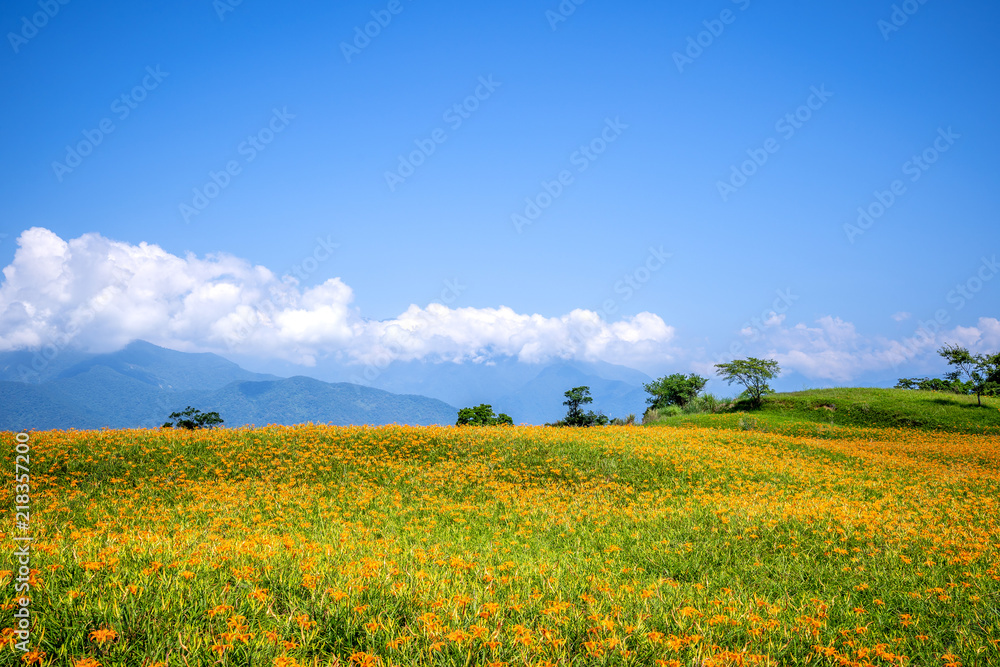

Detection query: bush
(162, 406), (223, 430)
(643, 373), (708, 410)
(561, 386), (609, 427)
(456, 404), (513, 426)
(609, 414), (637, 425)
(681, 392), (726, 415)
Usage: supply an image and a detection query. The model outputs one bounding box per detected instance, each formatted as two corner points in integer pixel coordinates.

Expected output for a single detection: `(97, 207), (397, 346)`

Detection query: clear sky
(1, 0), (998, 388)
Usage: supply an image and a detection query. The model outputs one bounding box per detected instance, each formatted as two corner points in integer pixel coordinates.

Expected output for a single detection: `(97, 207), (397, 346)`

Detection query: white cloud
(730, 314), (1000, 382)
(0, 228), (677, 368)
(891, 311), (911, 322)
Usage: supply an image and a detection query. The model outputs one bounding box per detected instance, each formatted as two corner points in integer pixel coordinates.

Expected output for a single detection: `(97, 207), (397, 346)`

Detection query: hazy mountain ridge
(0, 342), (652, 429)
(0, 342), (457, 430)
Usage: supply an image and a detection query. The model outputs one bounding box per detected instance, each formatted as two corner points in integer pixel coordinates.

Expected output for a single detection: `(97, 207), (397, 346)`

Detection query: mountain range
(0, 341), (652, 430)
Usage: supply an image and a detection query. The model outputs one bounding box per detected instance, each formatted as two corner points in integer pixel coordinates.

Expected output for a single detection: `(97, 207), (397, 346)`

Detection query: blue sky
(1, 0), (998, 388)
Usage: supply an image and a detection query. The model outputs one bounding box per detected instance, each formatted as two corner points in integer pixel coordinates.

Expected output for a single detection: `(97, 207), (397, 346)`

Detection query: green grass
(646, 387), (1000, 435)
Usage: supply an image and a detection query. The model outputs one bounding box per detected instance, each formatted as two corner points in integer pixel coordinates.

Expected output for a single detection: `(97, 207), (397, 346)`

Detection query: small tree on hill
(938, 344), (1000, 406)
(643, 373), (708, 410)
(714, 357), (780, 409)
(456, 404), (513, 426)
(562, 386), (609, 427)
(162, 406), (224, 430)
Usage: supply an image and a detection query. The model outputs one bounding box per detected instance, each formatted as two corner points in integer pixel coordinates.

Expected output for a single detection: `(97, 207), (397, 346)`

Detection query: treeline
(456, 356), (782, 426)
(896, 344), (999, 406)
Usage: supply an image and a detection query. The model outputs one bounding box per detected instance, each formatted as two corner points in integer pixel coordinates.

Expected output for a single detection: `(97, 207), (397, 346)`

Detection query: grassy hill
(647, 387), (1000, 435)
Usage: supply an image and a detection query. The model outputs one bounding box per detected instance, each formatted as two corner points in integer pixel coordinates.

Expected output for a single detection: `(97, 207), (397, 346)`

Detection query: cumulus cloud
(731, 314), (1000, 382)
(0, 228), (677, 368)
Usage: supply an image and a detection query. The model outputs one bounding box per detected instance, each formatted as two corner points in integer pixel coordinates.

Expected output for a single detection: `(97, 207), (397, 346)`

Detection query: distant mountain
(191, 376), (456, 427)
(308, 356), (654, 424)
(0, 347), (93, 383)
(493, 363), (649, 424)
(0, 342), (457, 430)
(54, 340), (278, 391)
(0, 341), (654, 429)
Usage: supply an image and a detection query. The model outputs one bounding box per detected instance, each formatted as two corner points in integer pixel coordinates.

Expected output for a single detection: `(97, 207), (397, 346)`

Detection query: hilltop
(646, 387), (1000, 435)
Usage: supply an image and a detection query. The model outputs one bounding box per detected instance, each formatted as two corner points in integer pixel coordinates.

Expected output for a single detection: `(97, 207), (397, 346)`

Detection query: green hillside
(647, 387), (1000, 435)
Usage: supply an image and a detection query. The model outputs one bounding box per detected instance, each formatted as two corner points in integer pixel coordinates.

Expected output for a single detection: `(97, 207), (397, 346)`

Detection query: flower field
(1, 424), (998, 666)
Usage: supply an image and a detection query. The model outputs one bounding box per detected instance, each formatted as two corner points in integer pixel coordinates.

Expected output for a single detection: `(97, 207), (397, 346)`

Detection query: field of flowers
(1, 424), (998, 666)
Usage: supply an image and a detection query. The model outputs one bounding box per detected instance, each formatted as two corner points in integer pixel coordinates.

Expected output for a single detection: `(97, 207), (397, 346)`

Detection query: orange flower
(210, 643), (232, 655)
(22, 651), (46, 666)
(88, 628), (118, 643)
(207, 604), (233, 617)
(348, 652), (380, 667)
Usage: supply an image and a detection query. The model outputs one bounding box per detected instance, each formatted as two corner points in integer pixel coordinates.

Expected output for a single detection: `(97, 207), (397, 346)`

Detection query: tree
(562, 386), (609, 427)
(643, 373), (708, 410)
(162, 406), (224, 430)
(456, 404), (513, 426)
(714, 357), (780, 409)
(894, 372), (969, 394)
(938, 344), (1000, 406)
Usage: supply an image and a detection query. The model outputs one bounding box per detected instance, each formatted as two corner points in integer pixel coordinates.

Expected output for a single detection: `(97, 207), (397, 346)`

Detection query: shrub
(456, 404), (513, 426)
(609, 414), (637, 426)
(561, 386), (609, 427)
(681, 392), (726, 415)
(643, 373), (708, 410)
(162, 406), (223, 430)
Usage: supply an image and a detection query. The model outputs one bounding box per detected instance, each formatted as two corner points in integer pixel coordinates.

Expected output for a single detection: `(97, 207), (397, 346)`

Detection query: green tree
(456, 404), (513, 426)
(562, 386), (609, 427)
(162, 406), (224, 430)
(938, 344), (1000, 406)
(894, 372), (969, 394)
(643, 373), (708, 410)
(714, 357), (780, 409)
